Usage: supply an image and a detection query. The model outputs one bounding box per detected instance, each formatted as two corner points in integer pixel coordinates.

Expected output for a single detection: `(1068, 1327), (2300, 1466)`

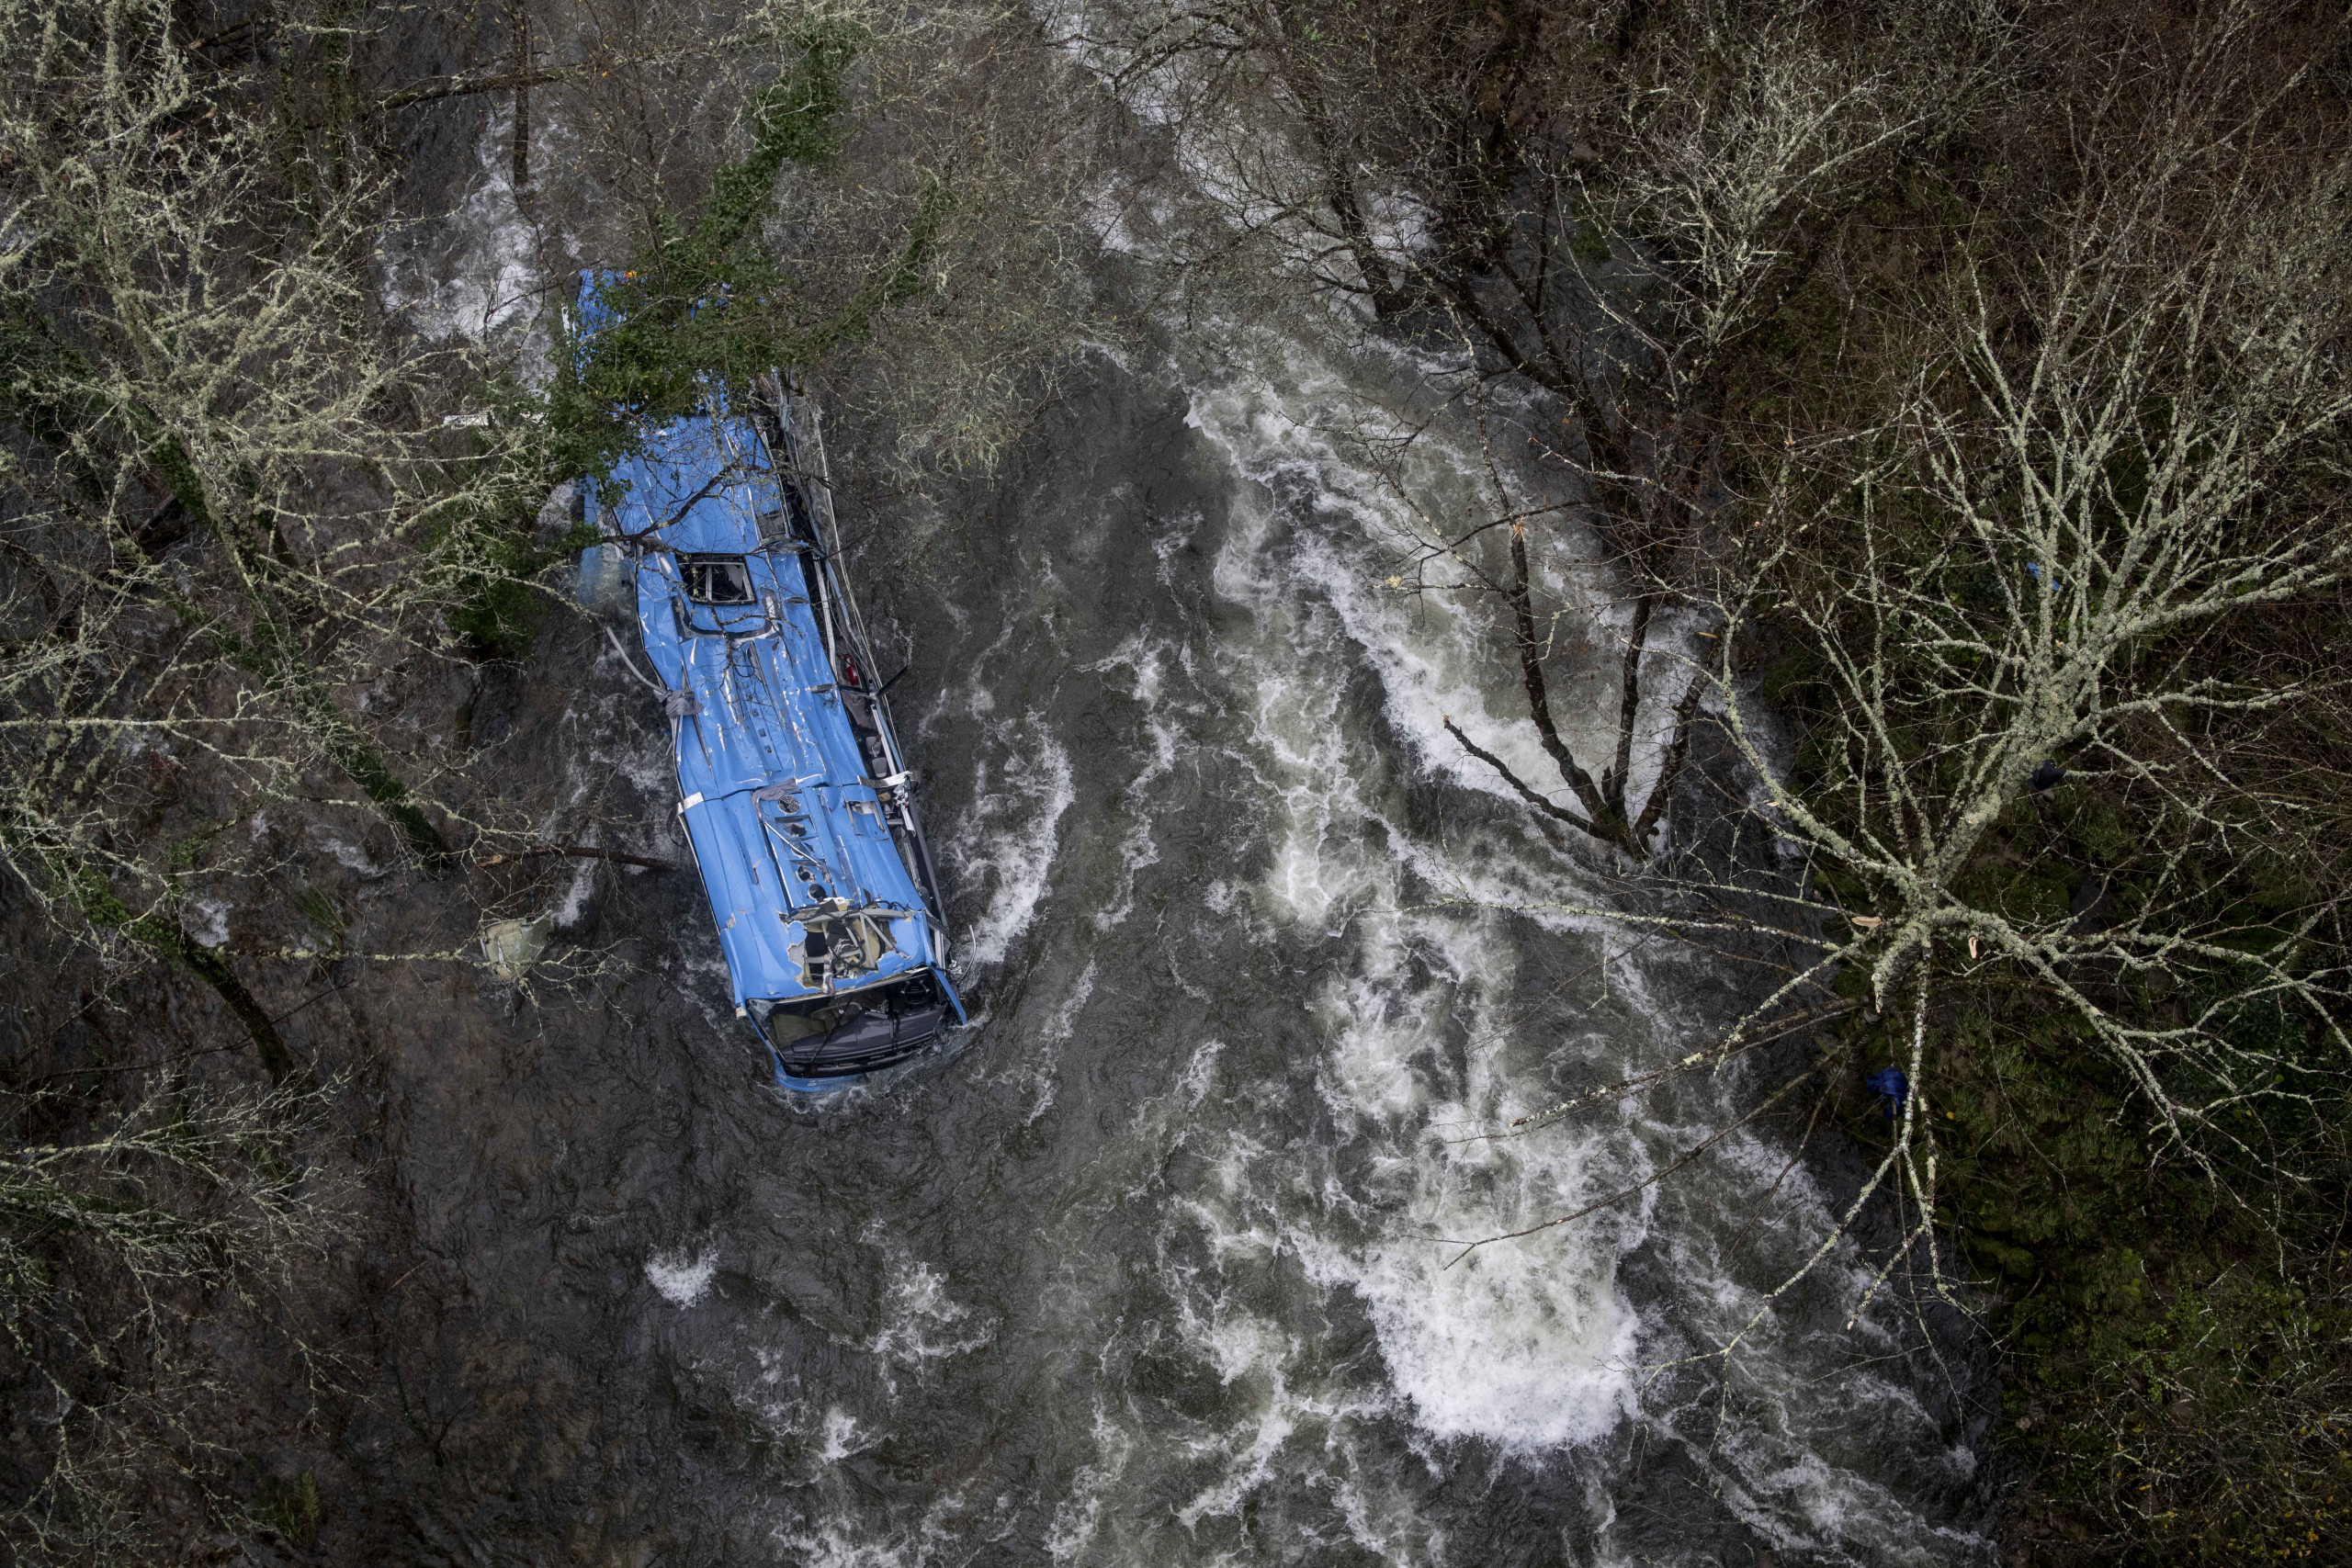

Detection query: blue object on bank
(1866, 1066), (1909, 1122)
(571, 271), (966, 1091)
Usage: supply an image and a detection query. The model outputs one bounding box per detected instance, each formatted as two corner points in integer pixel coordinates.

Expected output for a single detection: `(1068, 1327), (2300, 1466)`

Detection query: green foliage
(1758, 646), (1826, 705)
(690, 23), (861, 257)
(432, 19), (960, 683)
(254, 1470), (324, 1546)
(2032, 1263), (2352, 1562)
(1851, 985), (2350, 1562)
(1887, 804), (2352, 1562)
(287, 883), (346, 953)
(2069, 795), (2129, 866)
(528, 22), (953, 491)
(437, 508), (600, 660)
(70, 863), (186, 954)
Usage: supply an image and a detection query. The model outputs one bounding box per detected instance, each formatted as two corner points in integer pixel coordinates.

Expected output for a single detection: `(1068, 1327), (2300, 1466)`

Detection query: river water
(377, 84), (1996, 1568)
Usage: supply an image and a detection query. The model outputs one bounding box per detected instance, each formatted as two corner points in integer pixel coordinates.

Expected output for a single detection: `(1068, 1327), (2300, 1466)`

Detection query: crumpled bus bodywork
(575, 276), (965, 1089)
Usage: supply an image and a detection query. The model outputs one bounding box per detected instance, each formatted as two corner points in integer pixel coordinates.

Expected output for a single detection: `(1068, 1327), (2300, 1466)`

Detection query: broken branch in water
(476, 844), (675, 871)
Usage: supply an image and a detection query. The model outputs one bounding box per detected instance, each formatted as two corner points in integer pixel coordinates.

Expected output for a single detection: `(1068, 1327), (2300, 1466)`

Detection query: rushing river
(378, 88), (1996, 1568)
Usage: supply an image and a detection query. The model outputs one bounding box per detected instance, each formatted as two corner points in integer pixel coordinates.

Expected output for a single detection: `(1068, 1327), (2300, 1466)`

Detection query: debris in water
(481, 913), (553, 980)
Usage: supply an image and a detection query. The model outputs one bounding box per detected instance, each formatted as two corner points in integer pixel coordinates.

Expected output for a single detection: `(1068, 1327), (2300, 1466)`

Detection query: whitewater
(374, 63), (1996, 1567)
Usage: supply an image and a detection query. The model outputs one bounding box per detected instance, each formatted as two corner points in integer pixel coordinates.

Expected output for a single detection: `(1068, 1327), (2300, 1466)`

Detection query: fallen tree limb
(476, 844), (675, 872)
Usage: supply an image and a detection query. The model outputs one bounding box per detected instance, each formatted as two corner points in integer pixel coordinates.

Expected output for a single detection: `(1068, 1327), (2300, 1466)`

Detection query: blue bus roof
(572, 276), (960, 1046)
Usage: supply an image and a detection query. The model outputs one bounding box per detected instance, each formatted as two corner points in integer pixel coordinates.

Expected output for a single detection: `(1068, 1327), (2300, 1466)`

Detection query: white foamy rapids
(1080, 627), (1190, 934)
(185, 898), (233, 950)
(645, 1247), (718, 1306)
(1638, 1124), (1985, 1563)
(1150, 1190), (1430, 1557)
(817, 1407), (868, 1463)
(767, 1495), (980, 1568)
(1187, 334), (1702, 846)
(376, 102), (576, 383)
(1110, 324), (1983, 1559)
(950, 719), (1076, 969)
(863, 1255), (994, 1381)
(1172, 343), (1657, 1453)
(552, 853), (597, 928)
(1300, 921), (1646, 1452)
(1052, 11), (1433, 310)
(1012, 954), (1099, 1122)
(1042, 1408), (1126, 1562)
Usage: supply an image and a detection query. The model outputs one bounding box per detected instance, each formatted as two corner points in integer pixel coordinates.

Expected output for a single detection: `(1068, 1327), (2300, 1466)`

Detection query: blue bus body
(574, 276), (965, 1090)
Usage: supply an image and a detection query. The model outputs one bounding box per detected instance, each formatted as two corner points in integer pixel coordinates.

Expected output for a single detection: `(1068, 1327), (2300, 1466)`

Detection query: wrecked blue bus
(574, 277), (965, 1090)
